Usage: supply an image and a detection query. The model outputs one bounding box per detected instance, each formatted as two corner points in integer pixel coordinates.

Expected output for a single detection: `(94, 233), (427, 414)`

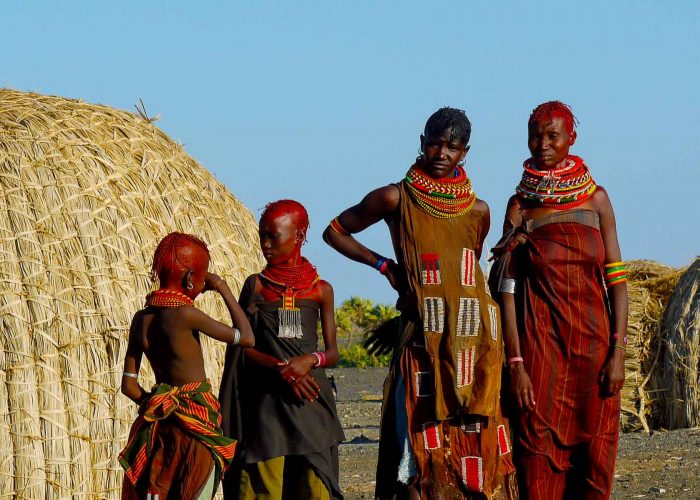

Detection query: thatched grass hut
(0, 89), (264, 498)
(621, 260), (686, 432)
(652, 257), (700, 430)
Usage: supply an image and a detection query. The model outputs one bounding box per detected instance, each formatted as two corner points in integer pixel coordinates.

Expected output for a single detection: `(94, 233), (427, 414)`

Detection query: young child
(219, 200), (345, 500)
(119, 232), (254, 499)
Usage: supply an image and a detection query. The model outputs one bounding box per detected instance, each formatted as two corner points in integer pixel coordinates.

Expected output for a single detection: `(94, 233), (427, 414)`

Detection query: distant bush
(337, 344), (391, 368)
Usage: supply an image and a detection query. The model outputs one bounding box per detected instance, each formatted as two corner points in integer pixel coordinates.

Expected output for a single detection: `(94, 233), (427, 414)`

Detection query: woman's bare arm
(323, 184), (403, 290)
(594, 187), (627, 395)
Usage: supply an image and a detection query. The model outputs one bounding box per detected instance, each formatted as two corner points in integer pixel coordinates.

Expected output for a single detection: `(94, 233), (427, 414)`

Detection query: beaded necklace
(516, 155), (597, 209)
(259, 257), (320, 339)
(146, 289), (194, 307)
(404, 162), (477, 219)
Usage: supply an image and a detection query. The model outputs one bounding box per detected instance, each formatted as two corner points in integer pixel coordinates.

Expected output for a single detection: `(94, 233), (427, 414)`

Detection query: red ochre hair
(261, 199), (310, 232)
(152, 232), (210, 282)
(528, 100), (578, 134)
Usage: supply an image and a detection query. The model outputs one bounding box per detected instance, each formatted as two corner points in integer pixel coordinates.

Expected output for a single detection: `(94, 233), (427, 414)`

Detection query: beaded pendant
(278, 288), (303, 339)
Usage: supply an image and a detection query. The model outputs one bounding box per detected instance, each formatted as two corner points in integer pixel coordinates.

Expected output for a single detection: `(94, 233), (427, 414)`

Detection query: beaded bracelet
(613, 332), (628, 345)
(329, 217), (351, 237)
(312, 351), (327, 368)
(604, 261), (628, 287)
(507, 357), (524, 364)
(375, 257), (391, 275)
(122, 371), (138, 379)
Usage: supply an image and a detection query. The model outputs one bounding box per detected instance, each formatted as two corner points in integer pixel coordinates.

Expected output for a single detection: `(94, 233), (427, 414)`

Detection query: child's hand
(289, 374), (321, 402)
(204, 272), (224, 292)
(278, 355), (315, 381)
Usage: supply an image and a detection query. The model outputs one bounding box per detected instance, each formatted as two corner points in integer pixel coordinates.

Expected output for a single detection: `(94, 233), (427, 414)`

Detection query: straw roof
(0, 89), (264, 498)
(652, 257), (700, 430)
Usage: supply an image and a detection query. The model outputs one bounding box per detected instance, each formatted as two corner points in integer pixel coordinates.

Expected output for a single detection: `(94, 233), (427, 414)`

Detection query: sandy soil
(328, 367), (700, 499)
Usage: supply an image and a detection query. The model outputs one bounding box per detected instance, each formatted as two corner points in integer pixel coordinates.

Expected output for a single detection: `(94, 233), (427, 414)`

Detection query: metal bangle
(122, 372), (138, 379)
(499, 278), (517, 294)
(230, 328), (240, 345)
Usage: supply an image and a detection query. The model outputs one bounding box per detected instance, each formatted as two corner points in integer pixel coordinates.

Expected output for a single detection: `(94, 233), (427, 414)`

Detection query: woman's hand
(383, 261), (406, 293)
(599, 348), (625, 396)
(509, 362), (536, 412)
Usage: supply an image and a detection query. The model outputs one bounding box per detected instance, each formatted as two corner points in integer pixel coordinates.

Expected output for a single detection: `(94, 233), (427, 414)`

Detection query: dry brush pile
(0, 89), (263, 498)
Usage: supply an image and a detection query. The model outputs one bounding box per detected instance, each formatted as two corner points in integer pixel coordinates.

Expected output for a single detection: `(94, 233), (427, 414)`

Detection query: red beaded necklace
(259, 257), (320, 300)
(145, 288), (194, 307)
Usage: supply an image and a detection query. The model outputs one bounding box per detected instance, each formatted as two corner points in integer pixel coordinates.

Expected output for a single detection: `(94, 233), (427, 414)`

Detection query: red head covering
(260, 199), (310, 234)
(151, 232), (210, 283)
(528, 101), (578, 134)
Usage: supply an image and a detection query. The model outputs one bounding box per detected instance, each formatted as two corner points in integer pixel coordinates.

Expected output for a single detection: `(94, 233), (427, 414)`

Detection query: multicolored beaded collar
(146, 289), (194, 307)
(516, 155), (597, 209)
(405, 161), (477, 218)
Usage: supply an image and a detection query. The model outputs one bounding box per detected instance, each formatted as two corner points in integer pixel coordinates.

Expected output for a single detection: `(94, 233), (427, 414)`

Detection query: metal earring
(417, 148), (424, 161)
(458, 156), (466, 167)
(186, 283), (194, 290)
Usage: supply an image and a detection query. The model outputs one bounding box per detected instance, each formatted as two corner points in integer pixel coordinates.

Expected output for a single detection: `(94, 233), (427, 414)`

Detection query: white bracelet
(312, 352), (322, 367)
(230, 328), (241, 345)
(122, 371), (138, 379)
(499, 278), (517, 294)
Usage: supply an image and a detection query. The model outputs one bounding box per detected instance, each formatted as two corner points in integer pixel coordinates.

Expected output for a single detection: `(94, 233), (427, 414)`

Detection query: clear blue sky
(3, 1), (698, 304)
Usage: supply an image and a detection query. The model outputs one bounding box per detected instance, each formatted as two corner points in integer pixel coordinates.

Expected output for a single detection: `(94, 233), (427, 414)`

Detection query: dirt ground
(329, 367), (700, 499)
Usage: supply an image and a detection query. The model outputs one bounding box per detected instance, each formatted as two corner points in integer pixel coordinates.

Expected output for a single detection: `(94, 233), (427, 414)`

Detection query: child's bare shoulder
(318, 279), (334, 294)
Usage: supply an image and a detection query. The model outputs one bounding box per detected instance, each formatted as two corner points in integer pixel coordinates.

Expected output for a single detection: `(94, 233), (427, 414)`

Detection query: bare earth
(329, 368), (700, 500)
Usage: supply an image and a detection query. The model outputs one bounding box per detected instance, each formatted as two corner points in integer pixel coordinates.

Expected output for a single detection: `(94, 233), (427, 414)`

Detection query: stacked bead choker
(516, 155), (597, 209)
(146, 289), (194, 307)
(259, 257), (320, 339)
(404, 161), (477, 218)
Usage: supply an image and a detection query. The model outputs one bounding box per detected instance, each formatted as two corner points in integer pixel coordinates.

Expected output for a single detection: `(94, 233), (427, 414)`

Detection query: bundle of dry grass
(651, 258), (700, 430)
(0, 89), (264, 498)
(621, 260), (685, 433)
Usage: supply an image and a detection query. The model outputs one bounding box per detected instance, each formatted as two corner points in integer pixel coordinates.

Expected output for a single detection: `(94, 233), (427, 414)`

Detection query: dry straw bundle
(0, 89), (264, 498)
(652, 258), (700, 430)
(621, 260), (685, 432)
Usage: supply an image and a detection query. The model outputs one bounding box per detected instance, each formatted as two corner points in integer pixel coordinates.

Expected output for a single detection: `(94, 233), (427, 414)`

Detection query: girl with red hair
(219, 200), (344, 499)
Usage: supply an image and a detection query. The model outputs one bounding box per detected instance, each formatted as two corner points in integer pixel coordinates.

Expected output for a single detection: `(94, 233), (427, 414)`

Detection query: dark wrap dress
(219, 275), (345, 499)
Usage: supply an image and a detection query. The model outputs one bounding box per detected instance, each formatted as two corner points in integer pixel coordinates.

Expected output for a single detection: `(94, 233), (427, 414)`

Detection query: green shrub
(337, 344), (391, 368)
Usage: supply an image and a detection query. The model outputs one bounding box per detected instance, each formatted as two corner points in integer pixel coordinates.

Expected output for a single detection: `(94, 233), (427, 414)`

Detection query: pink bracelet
(613, 333), (628, 345)
(312, 351), (327, 368)
(507, 356), (524, 364)
(379, 260), (390, 275)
